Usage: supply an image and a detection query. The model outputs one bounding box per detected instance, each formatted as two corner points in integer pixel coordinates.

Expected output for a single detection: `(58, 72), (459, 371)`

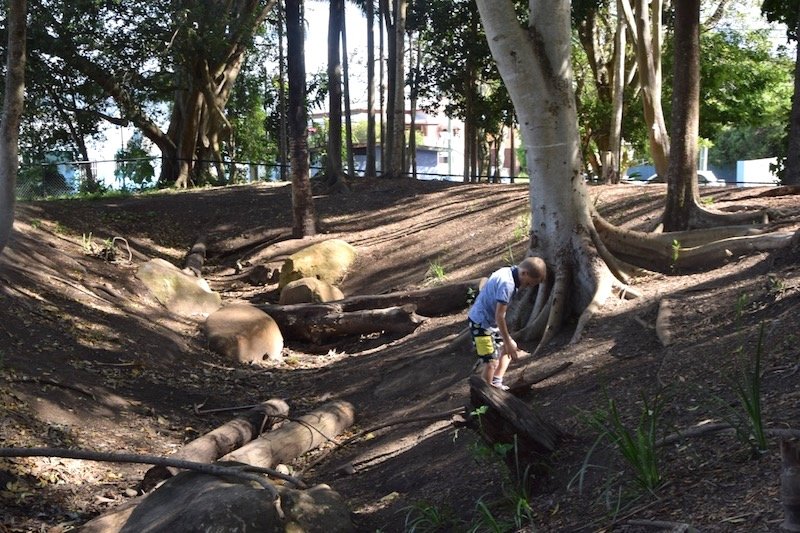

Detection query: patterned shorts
(468, 320), (502, 363)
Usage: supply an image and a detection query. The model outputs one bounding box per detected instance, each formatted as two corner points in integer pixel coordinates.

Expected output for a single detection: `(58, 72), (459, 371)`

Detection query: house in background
(311, 108), (468, 180)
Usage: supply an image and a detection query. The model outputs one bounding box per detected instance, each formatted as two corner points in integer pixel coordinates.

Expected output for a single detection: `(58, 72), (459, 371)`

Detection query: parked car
(626, 170), (725, 186)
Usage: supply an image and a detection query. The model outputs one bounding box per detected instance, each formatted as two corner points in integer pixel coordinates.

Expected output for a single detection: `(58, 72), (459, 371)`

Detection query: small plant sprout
(670, 239), (681, 269)
(512, 212), (531, 242)
(731, 322), (768, 452)
(425, 258), (447, 285)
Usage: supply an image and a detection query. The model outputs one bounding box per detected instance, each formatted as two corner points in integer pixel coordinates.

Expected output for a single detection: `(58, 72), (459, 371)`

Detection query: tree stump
(468, 375), (562, 485)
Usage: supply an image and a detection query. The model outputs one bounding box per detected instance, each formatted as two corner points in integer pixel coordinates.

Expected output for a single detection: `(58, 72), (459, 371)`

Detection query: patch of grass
(583, 391), (666, 493)
(29, 219), (42, 230)
(512, 212), (530, 242)
(424, 259), (448, 285)
(402, 501), (457, 532)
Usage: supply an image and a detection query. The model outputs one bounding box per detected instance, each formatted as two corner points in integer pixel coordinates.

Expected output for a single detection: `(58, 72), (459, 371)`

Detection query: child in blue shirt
(467, 256), (546, 389)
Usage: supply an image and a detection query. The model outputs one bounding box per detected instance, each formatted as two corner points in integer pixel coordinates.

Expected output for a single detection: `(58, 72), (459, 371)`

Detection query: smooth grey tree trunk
(0, 0), (27, 255)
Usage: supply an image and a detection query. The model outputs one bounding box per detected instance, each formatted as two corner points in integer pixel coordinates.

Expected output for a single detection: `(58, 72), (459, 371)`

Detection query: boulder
(204, 304), (283, 363)
(115, 468), (354, 533)
(278, 239), (357, 289)
(279, 277), (344, 305)
(135, 258), (221, 316)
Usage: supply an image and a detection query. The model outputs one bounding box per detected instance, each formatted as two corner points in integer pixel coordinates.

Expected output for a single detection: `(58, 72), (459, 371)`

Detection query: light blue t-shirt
(467, 267), (518, 329)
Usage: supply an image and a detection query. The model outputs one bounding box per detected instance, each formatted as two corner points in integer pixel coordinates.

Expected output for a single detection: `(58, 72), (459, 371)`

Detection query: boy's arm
(495, 302), (518, 360)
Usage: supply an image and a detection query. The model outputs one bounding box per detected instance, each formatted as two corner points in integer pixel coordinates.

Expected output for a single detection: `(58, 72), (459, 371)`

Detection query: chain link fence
(15, 158), (299, 201)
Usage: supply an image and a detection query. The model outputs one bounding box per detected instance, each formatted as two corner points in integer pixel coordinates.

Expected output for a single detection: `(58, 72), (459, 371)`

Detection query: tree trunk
(408, 32), (418, 180)
(342, 5), (356, 180)
(784, 15), (800, 186)
(287, 0), (317, 237)
(366, 0), (377, 177)
(622, 0), (670, 177)
(327, 0), (347, 189)
(663, 0), (701, 231)
(222, 401), (356, 468)
(605, 2), (626, 184)
(0, 0), (26, 256)
(475, 0), (617, 349)
(278, 3), (289, 182)
(140, 399), (289, 492)
(384, 0), (407, 178)
(258, 303), (425, 343)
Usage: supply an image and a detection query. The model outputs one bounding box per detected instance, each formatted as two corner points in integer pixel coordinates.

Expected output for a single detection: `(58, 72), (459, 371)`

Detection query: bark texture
(222, 401), (356, 468)
(0, 0), (27, 255)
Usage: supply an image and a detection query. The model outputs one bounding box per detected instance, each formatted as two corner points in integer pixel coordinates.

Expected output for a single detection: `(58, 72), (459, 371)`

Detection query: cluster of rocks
(135, 238), (356, 364)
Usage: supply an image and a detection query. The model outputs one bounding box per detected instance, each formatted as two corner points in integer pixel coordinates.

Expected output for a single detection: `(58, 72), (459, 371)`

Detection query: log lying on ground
(258, 277), (482, 318)
(336, 278), (483, 316)
(80, 401), (353, 532)
(257, 303), (426, 343)
(469, 375), (563, 484)
(222, 400), (356, 468)
(140, 399), (289, 492)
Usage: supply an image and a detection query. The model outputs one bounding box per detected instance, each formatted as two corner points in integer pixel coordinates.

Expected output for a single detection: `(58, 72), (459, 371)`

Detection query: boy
(467, 256), (546, 390)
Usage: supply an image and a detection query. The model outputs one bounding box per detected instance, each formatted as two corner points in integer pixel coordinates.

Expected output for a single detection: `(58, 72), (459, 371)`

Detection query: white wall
(736, 157), (781, 187)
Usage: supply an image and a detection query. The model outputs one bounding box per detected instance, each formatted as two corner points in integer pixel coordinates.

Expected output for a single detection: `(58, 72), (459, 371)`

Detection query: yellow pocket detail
(475, 335), (495, 356)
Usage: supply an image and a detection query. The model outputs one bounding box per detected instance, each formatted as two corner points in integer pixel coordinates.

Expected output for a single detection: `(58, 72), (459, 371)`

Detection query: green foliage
(730, 323), (768, 453)
(425, 259), (448, 284)
(670, 240), (681, 269)
(512, 212), (531, 242)
(466, 287), (478, 306)
(402, 502), (457, 532)
(583, 392), (666, 493)
(115, 132), (155, 190)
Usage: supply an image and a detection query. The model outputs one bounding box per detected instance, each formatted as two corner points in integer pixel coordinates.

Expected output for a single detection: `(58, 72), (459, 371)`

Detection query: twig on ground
(0, 447), (306, 499)
(9, 377), (97, 400)
(626, 518), (701, 532)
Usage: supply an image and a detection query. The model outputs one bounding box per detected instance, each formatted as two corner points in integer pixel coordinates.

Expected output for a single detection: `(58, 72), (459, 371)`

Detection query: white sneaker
(491, 382), (509, 391)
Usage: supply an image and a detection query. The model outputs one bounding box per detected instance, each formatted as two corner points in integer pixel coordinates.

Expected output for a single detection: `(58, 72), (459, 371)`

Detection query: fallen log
(139, 399), (289, 492)
(222, 400), (356, 469)
(78, 401), (353, 532)
(468, 376), (562, 485)
(259, 303), (426, 343)
(257, 277), (482, 318)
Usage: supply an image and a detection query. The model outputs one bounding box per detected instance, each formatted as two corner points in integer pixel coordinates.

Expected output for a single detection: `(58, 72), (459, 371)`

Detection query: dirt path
(1, 180), (799, 532)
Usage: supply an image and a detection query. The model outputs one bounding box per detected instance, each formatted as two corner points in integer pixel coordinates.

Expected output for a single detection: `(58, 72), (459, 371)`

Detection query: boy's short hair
(518, 256), (546, 281)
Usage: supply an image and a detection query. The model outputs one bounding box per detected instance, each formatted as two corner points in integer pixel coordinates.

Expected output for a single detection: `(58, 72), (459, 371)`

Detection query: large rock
(136, 258), (221, 316)
(115, 468), (354, 533)
(278, 239), (357, 289)
(204, 304), (283, 363)
(279, 277), (344, 305)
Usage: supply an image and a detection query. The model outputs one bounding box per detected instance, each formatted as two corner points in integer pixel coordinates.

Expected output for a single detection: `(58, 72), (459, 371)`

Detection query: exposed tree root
(506, 206), (797, 354)
(594, 214), (799, 272)
(687, 199), (770, 229)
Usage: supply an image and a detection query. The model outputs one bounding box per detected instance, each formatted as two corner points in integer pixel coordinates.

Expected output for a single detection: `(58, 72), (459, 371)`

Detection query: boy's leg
(482, 359), (498, 384)
(494, 353), (512, 381)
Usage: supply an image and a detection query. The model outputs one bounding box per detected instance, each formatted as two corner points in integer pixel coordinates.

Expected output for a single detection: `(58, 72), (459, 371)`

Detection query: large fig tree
(475, 0), (798, 352)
